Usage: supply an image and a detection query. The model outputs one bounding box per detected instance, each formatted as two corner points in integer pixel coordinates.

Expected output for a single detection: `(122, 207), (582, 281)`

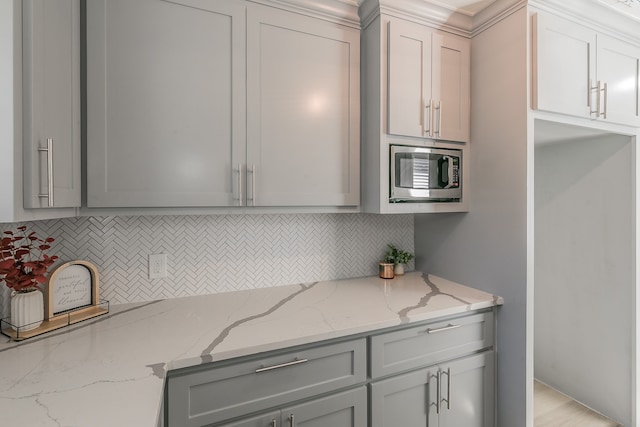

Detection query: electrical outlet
(149, 254), (167, 279)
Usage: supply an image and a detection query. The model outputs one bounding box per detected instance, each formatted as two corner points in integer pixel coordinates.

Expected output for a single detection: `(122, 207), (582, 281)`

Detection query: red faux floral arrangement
(0, 226), (58, 292)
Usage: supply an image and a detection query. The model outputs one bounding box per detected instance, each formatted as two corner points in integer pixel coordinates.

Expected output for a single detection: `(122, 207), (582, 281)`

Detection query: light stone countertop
(0, 271), (503, 427)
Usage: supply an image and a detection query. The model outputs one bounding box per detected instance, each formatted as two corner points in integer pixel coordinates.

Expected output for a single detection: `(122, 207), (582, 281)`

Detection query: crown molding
(250, 0), (360, 28)
(359, 0), (473, 36)
(528, 0), (640, 44)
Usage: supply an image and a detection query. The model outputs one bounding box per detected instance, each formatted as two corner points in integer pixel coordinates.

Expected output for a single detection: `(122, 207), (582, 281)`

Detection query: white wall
(415, 6), (530, 426)
(534, 132), (633, 426)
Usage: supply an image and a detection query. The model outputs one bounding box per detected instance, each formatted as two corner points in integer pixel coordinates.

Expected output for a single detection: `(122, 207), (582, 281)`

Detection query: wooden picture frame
(45, 260), (103, 322)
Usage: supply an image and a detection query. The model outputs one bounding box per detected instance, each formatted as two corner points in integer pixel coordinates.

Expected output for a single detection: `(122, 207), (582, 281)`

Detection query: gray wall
(415, 7), (529, 426)
(0, 213), (414, 319)
(534, 133), (633, 426)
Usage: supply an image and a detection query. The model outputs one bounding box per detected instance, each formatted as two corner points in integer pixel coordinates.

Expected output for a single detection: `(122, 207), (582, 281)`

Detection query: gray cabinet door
(86, 0), (246, 207)
(246, 4), (360, 207)
(438, 352), (495, 427)
(370, 366), (438, 427)
(23, 0), (81, 208)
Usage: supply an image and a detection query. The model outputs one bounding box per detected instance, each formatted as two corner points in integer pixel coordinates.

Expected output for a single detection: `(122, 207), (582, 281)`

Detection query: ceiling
(430, 0), (640, 20)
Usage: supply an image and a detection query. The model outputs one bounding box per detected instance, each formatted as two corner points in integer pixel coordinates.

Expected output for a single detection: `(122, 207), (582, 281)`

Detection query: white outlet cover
(149, 254), (167, 279)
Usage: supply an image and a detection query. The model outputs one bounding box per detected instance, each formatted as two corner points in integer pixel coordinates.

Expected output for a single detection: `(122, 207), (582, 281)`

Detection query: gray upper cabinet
(387, 17), (470, 143)
(23, 0), (81, 209)
(86, 0), (246, 208)
(86, 0), (359, 208)
(246, 4), (360, 207)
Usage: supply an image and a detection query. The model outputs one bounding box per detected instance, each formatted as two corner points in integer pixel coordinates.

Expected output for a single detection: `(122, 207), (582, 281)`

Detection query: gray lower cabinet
(166, 310), (497, 427)
(370, 351), (495, 427)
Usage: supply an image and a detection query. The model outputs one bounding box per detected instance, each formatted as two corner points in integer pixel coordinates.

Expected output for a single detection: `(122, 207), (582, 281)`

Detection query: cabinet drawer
(370, 312), (493, 378)
(167, 338), (366, 427)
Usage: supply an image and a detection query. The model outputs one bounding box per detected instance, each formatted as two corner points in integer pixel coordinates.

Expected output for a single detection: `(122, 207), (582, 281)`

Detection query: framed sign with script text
(45, 260), (101, 321)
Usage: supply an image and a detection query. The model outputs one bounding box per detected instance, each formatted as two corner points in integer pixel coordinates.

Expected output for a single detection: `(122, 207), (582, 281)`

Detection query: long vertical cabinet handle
(248, 164), (256, 207)
(436, 370), (441, 414)
(591, 80), (602, 117)
(442, 368), (451, 410)
(424, 100), (432, 136)
(235, 163), (243, 206)
(271, 419), (277, 427)
(37, 138), (54, 207)
(434, 101), (442, 139)
(602, 82), (608, 119)
(288, 414), (295, 427)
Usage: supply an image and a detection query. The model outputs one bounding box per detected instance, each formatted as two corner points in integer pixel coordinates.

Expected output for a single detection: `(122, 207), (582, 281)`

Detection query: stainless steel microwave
(390, 145), (462, 202)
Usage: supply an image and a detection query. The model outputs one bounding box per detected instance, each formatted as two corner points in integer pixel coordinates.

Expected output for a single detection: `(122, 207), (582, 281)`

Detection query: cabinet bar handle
(288, 414), (295, 427)
(436, 370), (441, 414)
(443, 368), (451, 410)
(436, 100), (442, 138)
(271, 419), (277, 427)
(248, 164), (256, 207)
(37, 138), (54, 207)
(236, 163), (243, 206)
(423, 324), (461, 334)
(424, 100), (432, 136)
(591, 80), (602, 117)
(255, 358), (308, 373)
(602, 82), (608, 119)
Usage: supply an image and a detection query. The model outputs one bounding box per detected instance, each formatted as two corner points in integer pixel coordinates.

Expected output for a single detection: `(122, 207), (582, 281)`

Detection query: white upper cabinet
(532, 11), (640, 127)
(246, 4), (360, 206)
(86, 0), (359, 209)
(23, 0), (81, 209)
(86, 0), (246, 208)
(597, 34), (640, 126)
(387, 18), (470, 143)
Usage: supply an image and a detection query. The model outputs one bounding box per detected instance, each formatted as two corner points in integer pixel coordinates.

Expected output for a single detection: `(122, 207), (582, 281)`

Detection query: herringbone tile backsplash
(0, 214), (413, 319)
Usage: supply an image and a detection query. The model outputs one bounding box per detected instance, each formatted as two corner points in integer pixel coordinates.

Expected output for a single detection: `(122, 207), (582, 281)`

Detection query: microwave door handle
(443, 156), (455, 189)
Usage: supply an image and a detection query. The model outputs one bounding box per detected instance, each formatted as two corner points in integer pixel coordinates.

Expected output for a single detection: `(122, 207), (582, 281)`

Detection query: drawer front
(167, 338), (367, 427)
(370, 311), (493, 378)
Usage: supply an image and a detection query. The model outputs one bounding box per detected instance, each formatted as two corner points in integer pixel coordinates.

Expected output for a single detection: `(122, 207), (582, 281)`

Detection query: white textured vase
(10, 289), (44, 332)
(394, 263), (405, 276)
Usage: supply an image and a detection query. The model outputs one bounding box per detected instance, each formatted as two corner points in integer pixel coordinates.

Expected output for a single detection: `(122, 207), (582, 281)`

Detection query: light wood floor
(534, 380), (621, 427)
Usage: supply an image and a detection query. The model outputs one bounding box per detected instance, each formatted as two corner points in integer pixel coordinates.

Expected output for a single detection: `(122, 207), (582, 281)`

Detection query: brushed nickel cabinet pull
(288, 414), (295, 427)
(37, 138), (54, 207)
(423, 324), (461, 334)
(435, 100), (442, 138)
(590, 80), (602, 117)
(248, 164), (256, 207)
(436, 370), (441, 414)
(271, 418), (277, 427)
(235, 163), (243, 206)
(424, 100), (432, 136)
(443, 367), (451, 410)
(602, 82), (608, 119)
(255, 358), (308, 373)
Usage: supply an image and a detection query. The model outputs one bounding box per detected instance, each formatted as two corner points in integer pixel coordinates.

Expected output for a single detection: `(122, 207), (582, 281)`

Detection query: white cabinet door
(596, 34), (640, 126)
(532, 12), (595, 119)
(23, 0), (81, 209)
(432, 33), (470, 142)
(246, 4), (360, 206)
(387, 18), (470, 143)
(387, 20), (432, 138)
(86, 0), (246, 207)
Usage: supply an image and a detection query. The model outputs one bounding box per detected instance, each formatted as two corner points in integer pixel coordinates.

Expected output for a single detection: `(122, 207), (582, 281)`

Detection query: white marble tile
(0, 272), (502, 427)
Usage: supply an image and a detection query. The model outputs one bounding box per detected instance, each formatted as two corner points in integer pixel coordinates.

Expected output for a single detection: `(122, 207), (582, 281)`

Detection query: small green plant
(384, 244), (414, 266)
